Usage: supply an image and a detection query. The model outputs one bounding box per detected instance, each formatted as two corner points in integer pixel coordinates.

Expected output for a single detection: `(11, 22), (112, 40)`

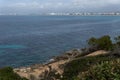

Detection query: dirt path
(86, 50), (108, 57)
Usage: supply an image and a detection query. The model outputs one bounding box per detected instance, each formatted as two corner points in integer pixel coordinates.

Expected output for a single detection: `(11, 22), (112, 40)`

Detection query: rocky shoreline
(2, 35), (119, 80)
(14, 48), (83, 80)
(14, 47), (109, 80)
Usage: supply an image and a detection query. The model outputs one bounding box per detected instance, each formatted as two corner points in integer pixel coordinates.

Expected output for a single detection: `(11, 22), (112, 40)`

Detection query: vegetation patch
(78, 58), (120, 80)
(0, 67), (28, 80)
(62, 55), (113, 80)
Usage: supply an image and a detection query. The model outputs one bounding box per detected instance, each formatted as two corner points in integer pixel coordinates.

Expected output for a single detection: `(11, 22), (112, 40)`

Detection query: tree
(114, 36), (120, 46)
(88, 35), (113, 50)
(88, 37), (97, 46)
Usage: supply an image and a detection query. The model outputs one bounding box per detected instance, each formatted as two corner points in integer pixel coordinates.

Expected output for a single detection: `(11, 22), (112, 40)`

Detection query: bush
(114, 36), (120, 46)
(62, 55), (115, 80)
(0, 67), (28, 80)
(88, 35), (113, 51)
(78, 59), (120, 80)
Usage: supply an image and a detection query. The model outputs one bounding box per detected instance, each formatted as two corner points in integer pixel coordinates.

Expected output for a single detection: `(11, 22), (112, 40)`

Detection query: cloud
(70, 0), (120, 12)
(3, 1), (67, 9)
(0, 0), (120, 14)
(73, 0), (120, 7)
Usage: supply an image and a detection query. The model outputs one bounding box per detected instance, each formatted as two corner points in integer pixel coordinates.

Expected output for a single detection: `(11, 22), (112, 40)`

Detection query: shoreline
(14, 48), (83, 79)
(15, 48), (82, 67)
(14, 47), (109, 80)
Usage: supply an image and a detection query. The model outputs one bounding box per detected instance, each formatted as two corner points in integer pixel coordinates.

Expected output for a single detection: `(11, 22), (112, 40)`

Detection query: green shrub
(0, 67), (28, 80)
(88, 35), (113, 50)
(78, 59), (120, 80)
(114, 36), (120, 46)
(62, 55), (116, 80)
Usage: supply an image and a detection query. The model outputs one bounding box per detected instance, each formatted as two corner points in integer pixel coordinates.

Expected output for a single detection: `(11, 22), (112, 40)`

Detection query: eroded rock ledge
(14, 49), (108, 80)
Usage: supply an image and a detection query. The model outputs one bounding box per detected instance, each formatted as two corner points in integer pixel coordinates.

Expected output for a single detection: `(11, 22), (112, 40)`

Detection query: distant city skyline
(0, 0), (120, 14)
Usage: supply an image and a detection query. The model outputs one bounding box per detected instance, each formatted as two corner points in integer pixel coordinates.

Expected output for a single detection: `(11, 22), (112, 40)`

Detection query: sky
(0, 0), (120, 14)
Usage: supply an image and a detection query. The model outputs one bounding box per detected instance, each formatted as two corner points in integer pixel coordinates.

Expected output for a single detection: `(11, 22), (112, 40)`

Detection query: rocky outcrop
(14, 49), (82, 80)
(14, 59), (69, 80)
(14, 49), (108, 80)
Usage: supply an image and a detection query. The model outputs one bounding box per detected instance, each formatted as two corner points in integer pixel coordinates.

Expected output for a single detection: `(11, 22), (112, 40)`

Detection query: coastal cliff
(1, 35), (120, 80)
(13, 35), (120, 80)
(14, 49), (109, 80)
(14, 49), (82, 80)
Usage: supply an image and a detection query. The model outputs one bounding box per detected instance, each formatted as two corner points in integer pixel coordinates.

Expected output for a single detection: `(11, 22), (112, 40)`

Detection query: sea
(0, 15), (120, 68)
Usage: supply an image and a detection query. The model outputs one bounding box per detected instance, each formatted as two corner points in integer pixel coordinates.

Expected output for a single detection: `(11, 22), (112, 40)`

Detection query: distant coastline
(1, 12), (120, 16)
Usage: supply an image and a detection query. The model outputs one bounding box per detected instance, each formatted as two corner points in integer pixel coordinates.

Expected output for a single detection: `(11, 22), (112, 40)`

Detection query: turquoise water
(0, 45), (26, 49)
(0, 50), (5, 54)
(0, 16), (120, 67)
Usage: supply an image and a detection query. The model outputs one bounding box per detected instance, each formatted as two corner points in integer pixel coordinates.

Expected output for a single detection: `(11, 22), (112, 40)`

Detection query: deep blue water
(0, 16), (120, 67)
